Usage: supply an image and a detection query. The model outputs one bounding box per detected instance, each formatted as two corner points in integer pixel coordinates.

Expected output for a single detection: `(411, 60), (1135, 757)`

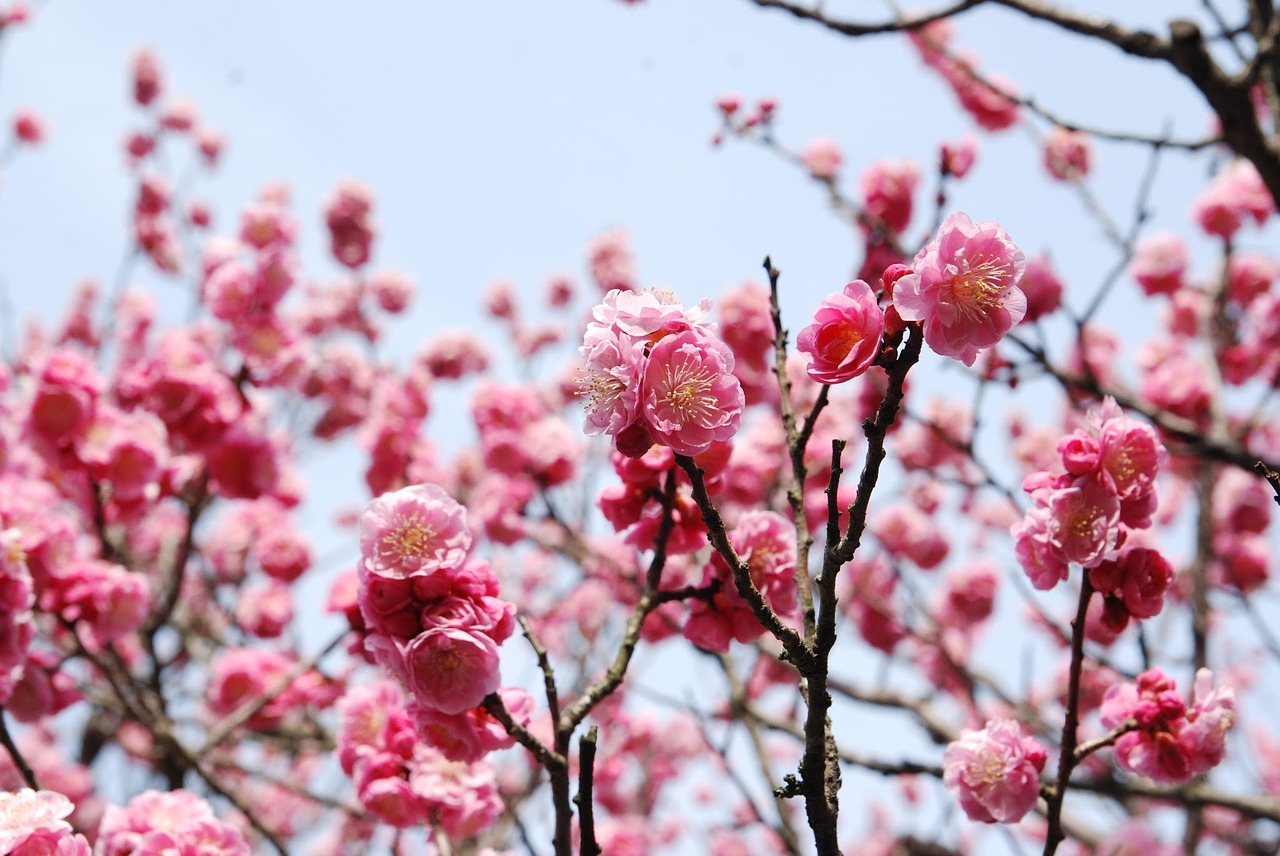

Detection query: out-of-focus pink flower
(1192, 159), (1275, 239)
(0, 789), (76, 852)
(1043, 127), (1090, 180)
(96, 789), (250, 856)
(130, 49), (163, 107)
(325, 180), (376, 269)
(586, 228), (636, 294)
(12, 110), (45, 145)
(859, 159), (920, 234)
(1018, 254), (1064, 322)
(893, 211), (1026, 366)
(796, 279), (885, 384)
(1130, 233), (1188, 297)
(800, 137), (843, 180)
(941, 134), (978, 178)
(943, 718), (1046, 823)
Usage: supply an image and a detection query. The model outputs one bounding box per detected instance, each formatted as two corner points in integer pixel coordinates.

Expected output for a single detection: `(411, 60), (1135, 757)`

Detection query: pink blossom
(1043, 127), (1091, 181)
(404, 626), (501, 714)
(641, 329), (744, 457)
(943, 718), (1046, 823)
(893, 212), (1026, 366)
(859, 159), (920, 233)
(797, 280), (885, 384)
(96, 789), (250, 856)
(369, 269), (413, 313)
(1100, 668), (1236, 785)
(12, 110), (45, 145)
(1019, 255), (1064, 322)
(1193, 159), (1274, 239)
(1130, 233), (1187, 296)
(325, 180), (376, 269)
(941, 134), (978, 178)
(800, 137), (843, 179)
(586, 227), (636, 294)
(0, 789), (75, 852)
(130, 49), (163, 107)
(359, 483), (472, 579)
(1088, 547), (1174, 632)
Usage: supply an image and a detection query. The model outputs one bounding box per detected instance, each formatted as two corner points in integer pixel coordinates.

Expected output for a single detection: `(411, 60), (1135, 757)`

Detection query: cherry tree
(0, 1), (1278, 855)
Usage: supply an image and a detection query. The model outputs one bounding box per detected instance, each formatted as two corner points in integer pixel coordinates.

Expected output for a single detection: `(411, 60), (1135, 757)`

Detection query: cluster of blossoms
(355, 483), (525, 742)
(942, 718), (1047, 823)
(94, 789), (251, 855)
(0, 788), (90, 854)
(577, 288), (745, 458)
(1099, 668), (1236, 785)
(1012, 398), (1168, 600)
(335, 680), (506, 834)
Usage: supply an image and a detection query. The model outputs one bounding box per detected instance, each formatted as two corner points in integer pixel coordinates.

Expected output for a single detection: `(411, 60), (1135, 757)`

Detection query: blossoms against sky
(1099, 668), (1236, 785)
(893, 211), (1027, 366)
(1011, 398), (1167, 596)
(578, 288), (745, 458)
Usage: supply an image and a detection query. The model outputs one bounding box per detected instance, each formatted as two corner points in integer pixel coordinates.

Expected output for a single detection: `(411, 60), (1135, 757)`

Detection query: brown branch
(676, 454), (811, 669)
(1168, 18), (1280, 209)
(575, 727), (601, 856)
(0, 708), (37, 789)
(745, 0), (987, 38)
(1042, 576), (1095, 856)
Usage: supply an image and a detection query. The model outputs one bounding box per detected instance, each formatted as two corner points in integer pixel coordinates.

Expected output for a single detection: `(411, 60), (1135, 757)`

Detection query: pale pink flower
(1043, 127), (1091, 181)
(641, 329), (744, 457)
(359, 484), (472, 579)
(893, 211), (1026, 366)
(586, 227), (636, 294)
(96, 789), (250, 856)
(1130, 233), (1187, 296)
(796, 280), (885, 384)
(0, 789), (74, 852)
(800, 137), (843, 179)
(1045, 475), (1121, 567)
(943, 718), (1046, 823)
